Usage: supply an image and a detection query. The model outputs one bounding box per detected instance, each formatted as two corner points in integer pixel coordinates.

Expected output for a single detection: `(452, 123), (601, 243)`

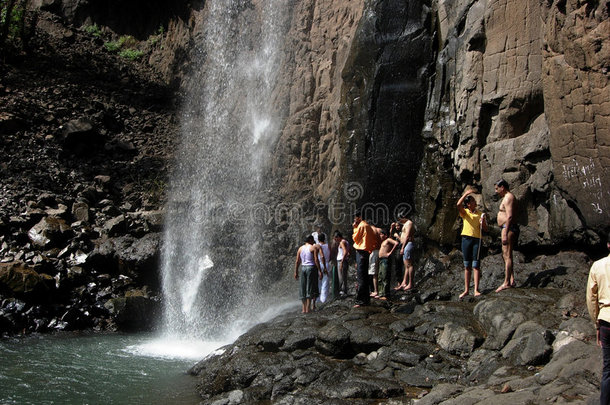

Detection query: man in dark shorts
(494, 179), (519, 292)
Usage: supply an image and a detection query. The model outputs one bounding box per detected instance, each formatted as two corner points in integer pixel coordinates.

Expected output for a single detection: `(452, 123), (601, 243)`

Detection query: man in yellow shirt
(352, 209), (380, 307)
(587, 233), (610, 405)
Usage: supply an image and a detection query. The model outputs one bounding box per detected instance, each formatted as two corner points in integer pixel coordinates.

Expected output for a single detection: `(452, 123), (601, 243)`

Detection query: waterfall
(159, 0), (292, 344)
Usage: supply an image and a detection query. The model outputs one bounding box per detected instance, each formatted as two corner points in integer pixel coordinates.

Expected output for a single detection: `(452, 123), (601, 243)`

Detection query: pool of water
(0, 332), (225, 405)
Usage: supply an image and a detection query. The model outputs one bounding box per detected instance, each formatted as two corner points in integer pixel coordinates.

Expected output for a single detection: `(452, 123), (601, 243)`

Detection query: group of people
(294, 179), (520, 311)
(294, 177), (610, 404)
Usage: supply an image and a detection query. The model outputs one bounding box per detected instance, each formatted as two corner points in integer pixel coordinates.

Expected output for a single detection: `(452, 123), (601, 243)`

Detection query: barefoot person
(294, 235), (322, 314)
(494, 179), (519, 292)
(457, 188), (488, 298)
(586, 232), (610, 405)
(395, 212), (415, 291)
(352, 210), (380, 307)
(316, 233), (331, 304)
(333, 231), (351, 297)
(377, 229), (399, 300)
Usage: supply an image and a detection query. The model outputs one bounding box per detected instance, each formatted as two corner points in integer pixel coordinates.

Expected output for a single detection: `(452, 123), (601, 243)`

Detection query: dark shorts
(299, 265), (317, 300)
(503, 224), (520, 241)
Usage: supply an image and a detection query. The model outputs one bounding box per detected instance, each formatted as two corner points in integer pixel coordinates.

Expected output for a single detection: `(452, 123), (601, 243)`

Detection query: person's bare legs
(396, 259), (408, 289)
(473, 267), (481, 296)
(371, 275), (379, 297)
(302, 299), (308, 313)
(496, 231), (514, 292)
(404, 259), (414, 290)
(460, 267), (471, 299)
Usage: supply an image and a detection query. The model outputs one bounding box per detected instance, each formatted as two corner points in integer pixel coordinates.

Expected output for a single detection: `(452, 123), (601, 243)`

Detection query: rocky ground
(0, 11), (178, 334)
(188, 250), (602, 404)
(0, 7), (606, 405)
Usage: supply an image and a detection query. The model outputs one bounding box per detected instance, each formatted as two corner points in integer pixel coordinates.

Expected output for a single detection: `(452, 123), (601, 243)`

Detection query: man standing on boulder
(395, 211), (415, 291)
(294, 234), (322, 314)
(352, 209), (380, 307)
(494, 179), (519, 292)
(587, 232), (610, 405)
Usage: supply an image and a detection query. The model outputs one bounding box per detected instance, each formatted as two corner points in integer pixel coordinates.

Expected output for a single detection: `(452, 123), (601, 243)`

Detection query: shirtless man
(377, 229), (399, 300)
(494, 179), (519, 292)
(294, 235), (322, 313)
(395, 211), (415, 290)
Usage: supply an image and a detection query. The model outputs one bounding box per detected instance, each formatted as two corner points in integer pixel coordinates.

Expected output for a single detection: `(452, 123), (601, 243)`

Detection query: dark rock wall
(43, 0), (609, 249)
(340, 0), (434, 219)
(418, 0), (609, 248)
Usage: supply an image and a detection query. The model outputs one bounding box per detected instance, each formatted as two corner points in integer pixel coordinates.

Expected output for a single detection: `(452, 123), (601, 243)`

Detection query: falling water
(159, 0), (293, 347)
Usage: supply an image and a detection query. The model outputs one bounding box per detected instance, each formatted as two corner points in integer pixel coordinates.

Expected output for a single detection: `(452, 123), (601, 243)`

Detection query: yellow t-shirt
(460, 209), (482, 239)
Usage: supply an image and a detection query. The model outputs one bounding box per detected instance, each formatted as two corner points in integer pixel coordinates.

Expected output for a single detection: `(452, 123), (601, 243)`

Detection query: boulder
(0, 261), (53, 296)
(500, 321), (553, 366)
(27, 216), (72, 248)
(71, 201), (90, 223)
(437, 322), (482, 356)
(104, 291), (160, 331)
(60, 118), (104, 152)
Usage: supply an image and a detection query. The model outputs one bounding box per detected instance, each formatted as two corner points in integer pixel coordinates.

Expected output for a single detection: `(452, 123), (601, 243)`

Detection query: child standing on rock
(457, 187), (488, 299)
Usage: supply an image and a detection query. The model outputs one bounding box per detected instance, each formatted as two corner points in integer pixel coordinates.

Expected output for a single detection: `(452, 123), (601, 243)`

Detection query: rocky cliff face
(1, 0), (607, 334)
(42, 0), (608, 249)
(419, 0), (609, 247)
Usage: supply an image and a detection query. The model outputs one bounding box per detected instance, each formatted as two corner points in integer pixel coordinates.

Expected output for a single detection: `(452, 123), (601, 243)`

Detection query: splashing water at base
(156, 0), (295, 355)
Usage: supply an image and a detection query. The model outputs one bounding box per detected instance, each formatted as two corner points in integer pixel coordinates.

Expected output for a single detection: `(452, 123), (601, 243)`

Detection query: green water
(0, 332), (218, 405)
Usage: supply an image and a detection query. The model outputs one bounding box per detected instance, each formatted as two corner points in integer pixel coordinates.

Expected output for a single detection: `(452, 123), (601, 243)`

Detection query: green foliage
(104, 40), (120, 52)
(1, 0), (29, 47)
(84, 23), (102, 37)
(119, 48), (144, 60)
(104, 35), (143, 60)
(118, 35), (137, 48)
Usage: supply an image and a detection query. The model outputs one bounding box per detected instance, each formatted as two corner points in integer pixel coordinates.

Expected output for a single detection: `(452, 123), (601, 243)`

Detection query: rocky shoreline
(0, 4), (607, 404)
(188, 251), (601, 404)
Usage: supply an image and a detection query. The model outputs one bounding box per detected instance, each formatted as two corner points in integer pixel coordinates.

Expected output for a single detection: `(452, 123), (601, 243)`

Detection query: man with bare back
(494, 179), (519, 292)
(377, 229), (399, 300)
(395, 211), (415, 291)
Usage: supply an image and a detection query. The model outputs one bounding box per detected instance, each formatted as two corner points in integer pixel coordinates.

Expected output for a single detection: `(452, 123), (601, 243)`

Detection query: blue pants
(461, 236), (481, 269)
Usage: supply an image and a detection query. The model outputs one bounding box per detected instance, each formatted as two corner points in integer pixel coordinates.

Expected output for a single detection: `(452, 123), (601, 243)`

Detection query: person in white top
(294, 235), (322, 314)
(317, 233), (331, 303)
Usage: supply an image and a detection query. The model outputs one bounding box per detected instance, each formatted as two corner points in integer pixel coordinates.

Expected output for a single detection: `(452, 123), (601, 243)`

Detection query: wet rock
(315, 322), (351, 357)
(104, 291), (160, 331)
(0, 261), (53, 296)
